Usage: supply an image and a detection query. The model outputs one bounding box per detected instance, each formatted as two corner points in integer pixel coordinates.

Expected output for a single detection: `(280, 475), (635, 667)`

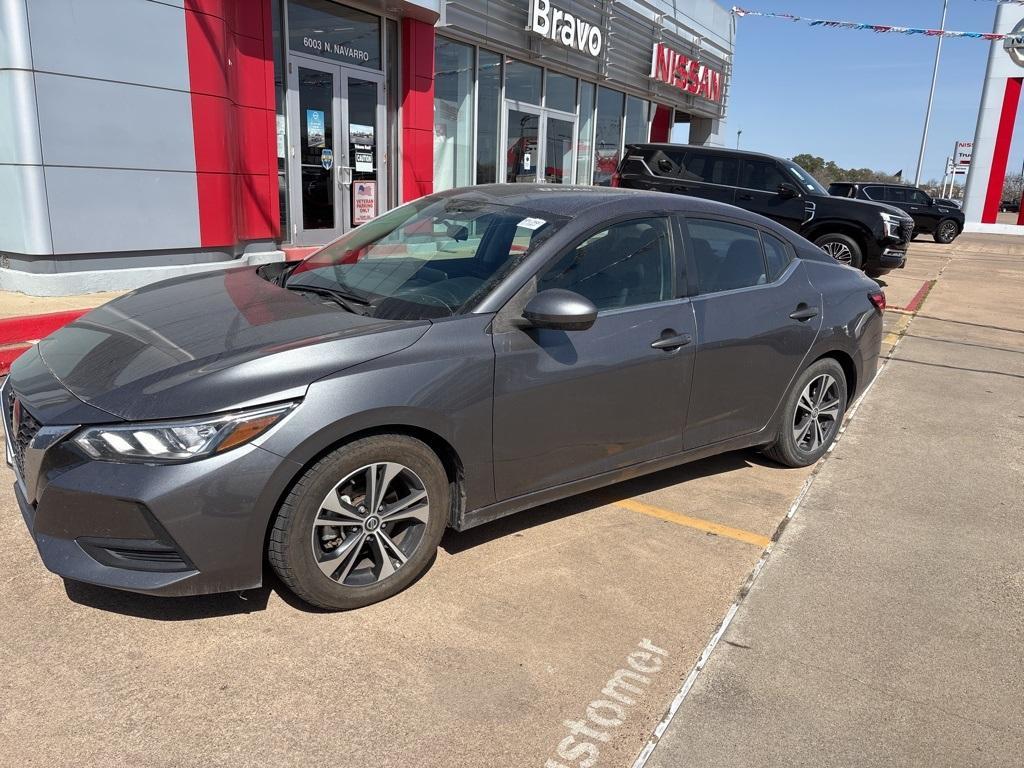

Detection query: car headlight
(880, 212), (905, 239)
(73, 402), (296, 463)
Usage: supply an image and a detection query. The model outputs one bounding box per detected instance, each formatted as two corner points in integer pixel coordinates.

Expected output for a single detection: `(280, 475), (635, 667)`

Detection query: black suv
(828, 182), (964, 244)
(615, 144), (913, 274)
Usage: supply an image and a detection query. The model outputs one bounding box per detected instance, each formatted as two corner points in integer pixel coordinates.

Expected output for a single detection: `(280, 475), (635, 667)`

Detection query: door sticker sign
(320, 148), (334, 170)
(523, 152), (532, 171)
(306, 109), (325, 148)
(353, 182), (377, 224)
(354, 151), (373, 172)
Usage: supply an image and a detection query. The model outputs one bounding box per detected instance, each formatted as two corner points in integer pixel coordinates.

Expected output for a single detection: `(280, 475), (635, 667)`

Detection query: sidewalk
(642, 235), (1024, 767)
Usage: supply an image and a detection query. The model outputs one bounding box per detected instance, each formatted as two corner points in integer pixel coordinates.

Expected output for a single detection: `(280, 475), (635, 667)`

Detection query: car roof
(434, 183), (752, 220)
(627, 142), (785, 164)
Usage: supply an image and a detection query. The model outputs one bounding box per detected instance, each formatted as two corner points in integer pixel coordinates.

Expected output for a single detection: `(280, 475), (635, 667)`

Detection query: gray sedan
(4, 186), (884, 610)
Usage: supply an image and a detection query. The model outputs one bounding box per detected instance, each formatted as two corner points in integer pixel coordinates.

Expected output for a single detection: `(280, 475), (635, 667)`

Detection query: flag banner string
(731, 7), (1019, 41)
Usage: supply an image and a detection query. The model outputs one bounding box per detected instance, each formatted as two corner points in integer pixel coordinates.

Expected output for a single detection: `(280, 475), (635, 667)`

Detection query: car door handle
(789, 306), (819, 321)
(737, 192), (754, 200)
(651, 332), (693, 350)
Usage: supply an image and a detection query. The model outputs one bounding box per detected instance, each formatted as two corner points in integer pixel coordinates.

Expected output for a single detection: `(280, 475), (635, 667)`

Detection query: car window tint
(647, 149), (685, 177)
(888, 187), (908, 203)
(739, 159), (788, 193)
(909, 189), (930, 205)
(687, 219), (767, 294)
(538, 218), (672, 310)
(762, 232), (793, 281)
(863, 186), (885, 201)
(682, 153), (739, 185)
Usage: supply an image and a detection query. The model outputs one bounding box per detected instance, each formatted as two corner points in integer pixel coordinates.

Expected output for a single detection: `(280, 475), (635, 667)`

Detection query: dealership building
(0, 0), (733, 295)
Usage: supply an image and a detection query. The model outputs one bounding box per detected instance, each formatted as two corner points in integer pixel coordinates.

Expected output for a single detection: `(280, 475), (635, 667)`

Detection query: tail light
(868, 291), (886, 312)
(610, 170), (622, 188)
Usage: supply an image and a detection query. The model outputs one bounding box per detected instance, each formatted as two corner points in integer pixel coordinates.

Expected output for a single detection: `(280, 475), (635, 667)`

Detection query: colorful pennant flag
(731, 7), (1016, 41)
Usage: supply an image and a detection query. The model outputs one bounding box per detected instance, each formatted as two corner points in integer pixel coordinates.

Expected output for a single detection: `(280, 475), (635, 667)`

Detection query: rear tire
(763, 358), (848, 468)
(813, 233), (864, 270)
(268, 435), (449, 611)
(933, 219), (959, 244)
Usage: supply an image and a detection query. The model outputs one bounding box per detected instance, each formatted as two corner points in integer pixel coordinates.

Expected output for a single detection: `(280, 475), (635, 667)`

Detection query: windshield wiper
(286, 283), (370, 315)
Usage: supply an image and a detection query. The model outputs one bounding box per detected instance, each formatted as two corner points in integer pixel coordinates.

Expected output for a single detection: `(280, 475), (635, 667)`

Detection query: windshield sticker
(517, 217), (547, 230)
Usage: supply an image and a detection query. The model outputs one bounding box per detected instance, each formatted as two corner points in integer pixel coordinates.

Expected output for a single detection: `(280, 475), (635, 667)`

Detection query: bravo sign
(528, 0), (603, 57)
(649, 43), (722, 103)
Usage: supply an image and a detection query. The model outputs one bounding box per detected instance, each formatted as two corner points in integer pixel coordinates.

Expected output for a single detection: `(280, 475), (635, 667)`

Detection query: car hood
(33, 267), (430, 421)
(820, 194), (912, 221)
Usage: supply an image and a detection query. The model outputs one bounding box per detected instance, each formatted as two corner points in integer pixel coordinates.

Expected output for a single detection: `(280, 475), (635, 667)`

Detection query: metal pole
(736, 129), (742, 148)
(914, 0), (949, 186)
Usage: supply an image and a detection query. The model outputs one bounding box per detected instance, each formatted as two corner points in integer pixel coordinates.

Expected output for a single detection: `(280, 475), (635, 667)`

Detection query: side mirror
(778, 182), (800, 199)
(521, 289), (598, 332)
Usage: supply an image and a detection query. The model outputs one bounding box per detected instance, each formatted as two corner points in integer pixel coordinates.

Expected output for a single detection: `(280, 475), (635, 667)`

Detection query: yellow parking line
(617, 499), (772, 548)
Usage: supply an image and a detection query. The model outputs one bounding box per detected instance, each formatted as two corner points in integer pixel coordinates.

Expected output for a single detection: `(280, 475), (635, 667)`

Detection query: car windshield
(287, 196), (566, 320)
(784, 162), (830, 196)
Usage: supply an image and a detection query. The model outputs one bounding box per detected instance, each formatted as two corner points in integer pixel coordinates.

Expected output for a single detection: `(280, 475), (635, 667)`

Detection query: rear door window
(738, 159), (789, 194)
(687, 219), (768, 294)
(863, 186), (886, 201)
(682, 152), (739, 186)
(646, 149), (686, 177)
(909, 189), (930, 205)
(761, 232), (794, 281)
(887, 187), (909, 204)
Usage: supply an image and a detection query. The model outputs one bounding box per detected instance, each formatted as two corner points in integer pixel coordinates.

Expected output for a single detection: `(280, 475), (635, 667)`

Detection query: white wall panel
(0, 165), (52, 254)
(44, 167), (200, 254)
(27, 0), (189, 91)
(35, 73), (196, 171)
(0, 69), (41, 164)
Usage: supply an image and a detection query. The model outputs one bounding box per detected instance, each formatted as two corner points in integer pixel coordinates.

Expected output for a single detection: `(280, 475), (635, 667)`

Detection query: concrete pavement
(641, 233), (1024, 767)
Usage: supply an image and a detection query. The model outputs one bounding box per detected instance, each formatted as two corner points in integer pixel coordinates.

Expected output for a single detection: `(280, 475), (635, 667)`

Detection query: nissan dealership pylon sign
(649, 43), (723, 103)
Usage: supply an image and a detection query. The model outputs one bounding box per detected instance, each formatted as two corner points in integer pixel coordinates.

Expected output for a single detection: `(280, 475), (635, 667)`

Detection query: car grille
(6, 388), (41, 481)
(899, 220), (914, 246)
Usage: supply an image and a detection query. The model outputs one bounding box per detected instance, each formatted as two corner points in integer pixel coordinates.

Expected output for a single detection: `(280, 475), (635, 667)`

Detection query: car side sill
(455, 429), (773, 532)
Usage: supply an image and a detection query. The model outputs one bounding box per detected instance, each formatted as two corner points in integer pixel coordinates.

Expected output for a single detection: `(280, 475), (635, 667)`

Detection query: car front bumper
(4, 383), (302, 597)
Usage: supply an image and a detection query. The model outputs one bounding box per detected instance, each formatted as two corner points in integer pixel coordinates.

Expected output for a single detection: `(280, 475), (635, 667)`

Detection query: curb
(0, 309), (89, 375)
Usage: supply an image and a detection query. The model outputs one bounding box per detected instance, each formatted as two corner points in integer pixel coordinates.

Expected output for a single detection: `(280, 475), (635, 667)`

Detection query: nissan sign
(650, 43), (722, 103)
(528, 0), (603, 57)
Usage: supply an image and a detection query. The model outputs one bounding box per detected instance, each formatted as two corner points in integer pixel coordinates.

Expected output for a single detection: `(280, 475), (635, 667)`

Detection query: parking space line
(617, 499), (772, 548)
(883, 313), (912, 349)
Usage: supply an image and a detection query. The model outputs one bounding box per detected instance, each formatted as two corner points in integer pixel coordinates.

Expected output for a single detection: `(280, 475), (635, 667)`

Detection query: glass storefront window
(624, 96), (650, 145)
(546, 72), (576, 113)
(288, 0), (381, 70)
(576, 81), (595, 186)
(505, 59), (542, 104)
(434, 38), (474, 191)
(477, 50), (501, 184)
(594, 87), (624, 186)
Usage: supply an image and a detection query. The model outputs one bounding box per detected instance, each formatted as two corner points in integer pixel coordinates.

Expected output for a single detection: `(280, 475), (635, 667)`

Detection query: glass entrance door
(290, 61), (386, 245)
(544, 116), (575, 184)
(505, 107), (540, 183)
(504, 104), (576, 184)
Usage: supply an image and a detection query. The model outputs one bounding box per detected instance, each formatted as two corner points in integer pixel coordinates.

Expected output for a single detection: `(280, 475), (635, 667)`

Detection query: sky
(686, 0), (1007, 184)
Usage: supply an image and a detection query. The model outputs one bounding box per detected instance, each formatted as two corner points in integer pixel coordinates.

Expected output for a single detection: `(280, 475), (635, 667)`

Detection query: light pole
(914, 0), (949, 186)
(736, 129), (743, 149)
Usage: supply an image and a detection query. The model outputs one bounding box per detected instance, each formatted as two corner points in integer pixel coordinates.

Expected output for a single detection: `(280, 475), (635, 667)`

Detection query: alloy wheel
(939, 221), (957, 242)
(819, 241), (853, 264)
(310, 462), (430, 586)
(792, 373), (841, 453)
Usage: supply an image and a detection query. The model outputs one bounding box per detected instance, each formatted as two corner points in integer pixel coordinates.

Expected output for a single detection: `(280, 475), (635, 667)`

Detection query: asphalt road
(0, 239), (963, 768)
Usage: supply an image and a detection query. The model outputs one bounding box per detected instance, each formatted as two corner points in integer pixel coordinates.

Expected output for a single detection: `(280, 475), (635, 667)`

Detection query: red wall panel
(650, 104), (672, 143)
(983, 78), (1022, 224)
(185, 0), (278, 246)
(401, 18), (435, 203)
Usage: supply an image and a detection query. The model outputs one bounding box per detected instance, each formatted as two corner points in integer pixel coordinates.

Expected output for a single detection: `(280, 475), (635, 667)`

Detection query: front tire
(268, 435), (449, 610)
(814, 233), (864, 270)
(933, 219), (959, 244)
(763, 358), (848, 468)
